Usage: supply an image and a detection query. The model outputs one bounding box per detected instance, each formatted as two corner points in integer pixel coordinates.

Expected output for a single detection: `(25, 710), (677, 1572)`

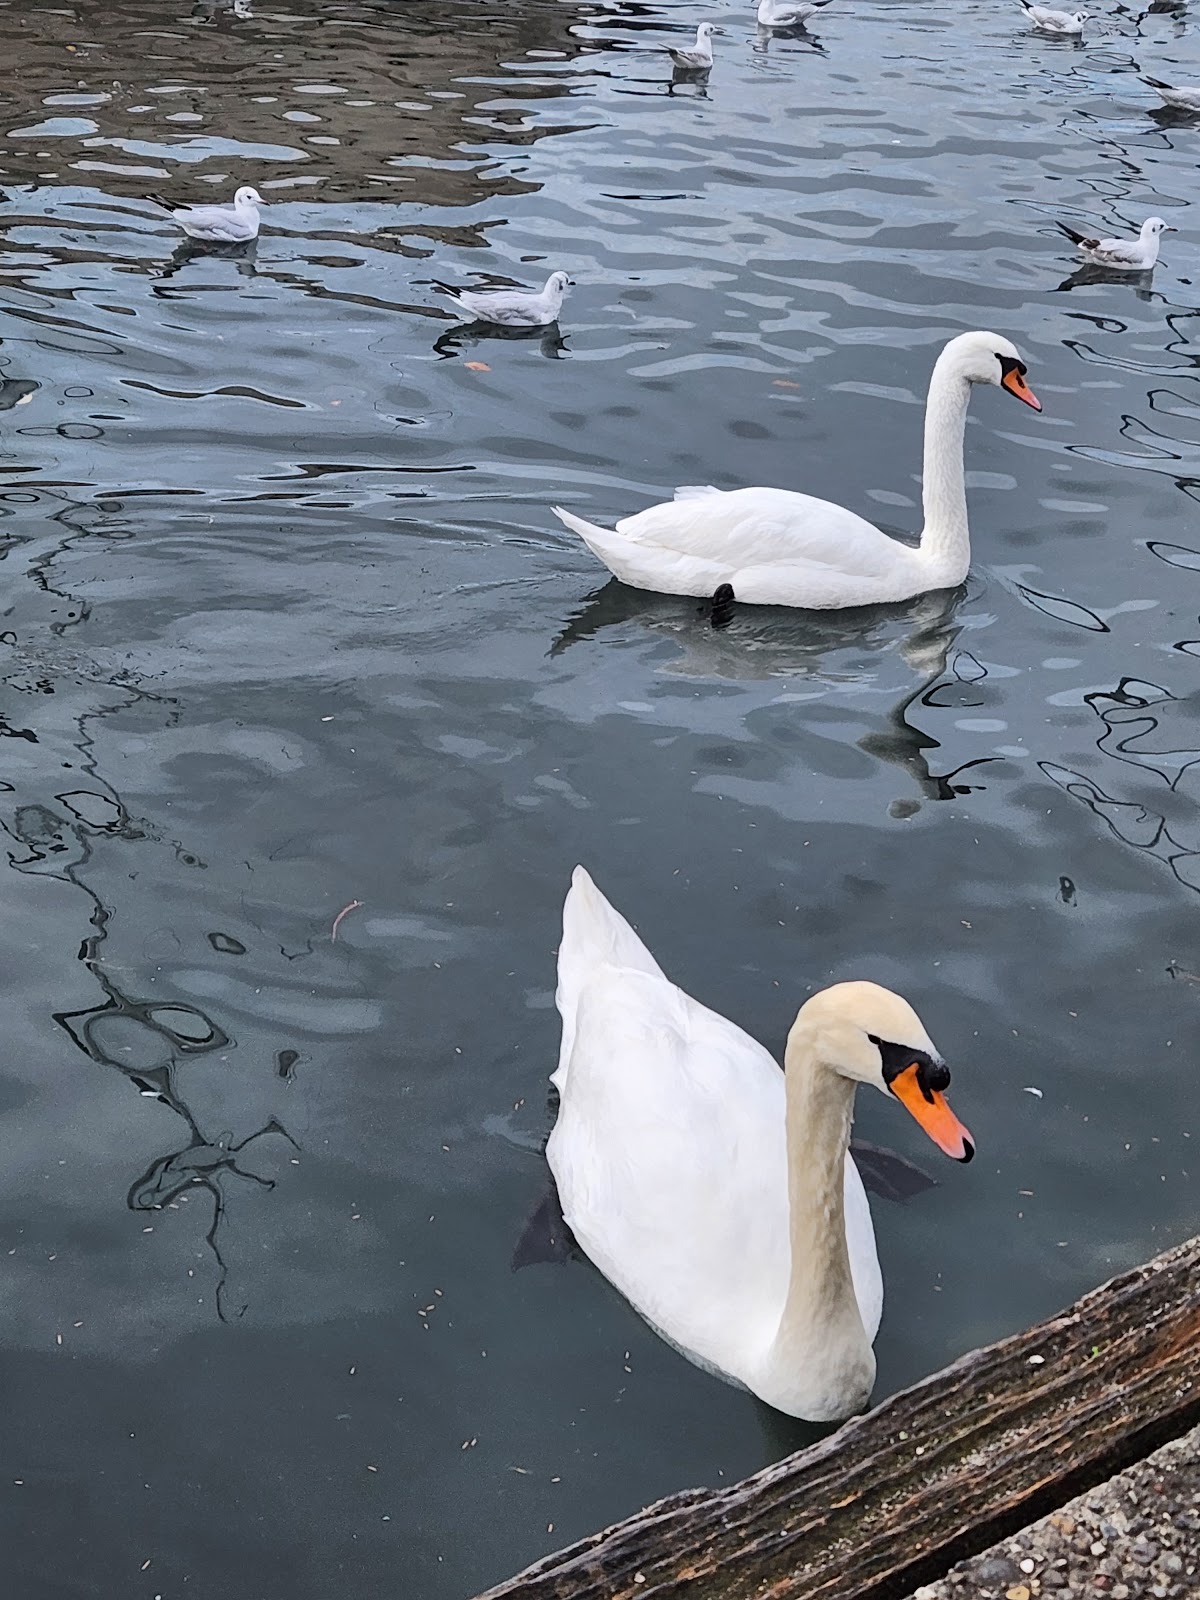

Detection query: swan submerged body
(547, 867), (975, 1421)
(553, 331), (1041, 609)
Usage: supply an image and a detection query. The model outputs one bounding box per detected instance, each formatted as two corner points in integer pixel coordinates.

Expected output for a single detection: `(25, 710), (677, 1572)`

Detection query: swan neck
(918, 358), (972, 581)
(769, 1025), (873, 1412)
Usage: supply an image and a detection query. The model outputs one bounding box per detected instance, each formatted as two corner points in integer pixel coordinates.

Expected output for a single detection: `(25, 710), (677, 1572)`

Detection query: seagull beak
(1001, 366), (1042, 411)
(890, 1063), (975, 1162)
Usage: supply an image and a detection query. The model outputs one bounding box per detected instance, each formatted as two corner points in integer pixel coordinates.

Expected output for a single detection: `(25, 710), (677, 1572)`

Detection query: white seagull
(149, 185), (265, 242)
(433, 270), (571, 327)
(758, 0), (834, 23)
(1017, 1), (1088, 32)
(1143, 76), (1200, 114)
(1057, 215), (1175, 271)
(667, 22), (720, 69)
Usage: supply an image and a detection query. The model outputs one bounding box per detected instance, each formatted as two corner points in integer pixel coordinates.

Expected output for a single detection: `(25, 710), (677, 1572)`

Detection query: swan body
(434, 271), (571, 327)
(553, 331), (1040, 610)
(547, 867), (974, 1420)
(1144, 77), (1200, 114)
(667, 22), (719, 69)
(149, 185), (265, 242)
(1056, 216), (1174, 271)
(1018, 0), (1088, 32)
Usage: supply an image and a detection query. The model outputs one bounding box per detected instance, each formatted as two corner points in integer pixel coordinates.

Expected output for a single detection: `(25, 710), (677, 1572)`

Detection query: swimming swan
(553, 330), (1040, 610)
(547, 867), (975, 1421)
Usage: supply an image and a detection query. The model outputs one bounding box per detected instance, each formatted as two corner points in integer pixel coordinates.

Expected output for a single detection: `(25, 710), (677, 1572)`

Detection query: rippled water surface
(2, 0), (1199, 1594)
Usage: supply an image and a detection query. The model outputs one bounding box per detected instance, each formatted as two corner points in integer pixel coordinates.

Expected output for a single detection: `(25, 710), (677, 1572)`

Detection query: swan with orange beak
(549, 869), (977, 1419)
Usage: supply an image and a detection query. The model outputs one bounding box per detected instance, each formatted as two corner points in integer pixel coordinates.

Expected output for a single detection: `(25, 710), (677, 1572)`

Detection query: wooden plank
(475, 1233), (1200, 1600)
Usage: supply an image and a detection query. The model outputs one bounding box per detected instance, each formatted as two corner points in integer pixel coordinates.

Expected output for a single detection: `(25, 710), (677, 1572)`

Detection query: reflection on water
(1, 0), (1199, 1596)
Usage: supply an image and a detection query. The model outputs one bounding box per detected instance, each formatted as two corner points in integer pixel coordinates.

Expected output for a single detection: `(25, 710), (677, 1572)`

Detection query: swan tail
(553, 504), (731, 597)
(553, 866), (665, 1088)
(553, 505), (617, 549)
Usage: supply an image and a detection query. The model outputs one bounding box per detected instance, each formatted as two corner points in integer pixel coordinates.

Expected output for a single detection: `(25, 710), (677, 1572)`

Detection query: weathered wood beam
(475, 1233), (1200, 1600)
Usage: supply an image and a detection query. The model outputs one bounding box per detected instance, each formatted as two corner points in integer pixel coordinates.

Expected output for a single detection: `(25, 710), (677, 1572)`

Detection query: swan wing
(553, 865), (667, 1087)
(613, 486), (890, 567)
(550, 962), (795, 1375)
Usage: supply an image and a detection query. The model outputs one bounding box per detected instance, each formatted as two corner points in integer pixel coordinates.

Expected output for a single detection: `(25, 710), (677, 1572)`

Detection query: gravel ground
(906, 1423), (1200, 1600)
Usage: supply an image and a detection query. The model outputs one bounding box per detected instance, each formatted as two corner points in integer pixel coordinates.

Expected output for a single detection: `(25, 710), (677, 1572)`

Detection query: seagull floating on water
(433, 271), (572, 327)
(1056, 216), (1175, 271)
(1143, 76), (1200, 114)
(667, 22), (720, 69)
(149, 185), (265, 242)
(1017, 1), (1088, 32)
(757, 0), (834, 24)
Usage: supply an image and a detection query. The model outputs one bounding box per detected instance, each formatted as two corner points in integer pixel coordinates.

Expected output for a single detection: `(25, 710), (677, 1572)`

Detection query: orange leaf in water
(464, 361), (491, 372)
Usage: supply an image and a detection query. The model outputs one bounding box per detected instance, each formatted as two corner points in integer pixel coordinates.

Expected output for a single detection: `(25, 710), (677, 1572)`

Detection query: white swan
(553, 331), (1041, 610)
(547, 867), (974, 1421)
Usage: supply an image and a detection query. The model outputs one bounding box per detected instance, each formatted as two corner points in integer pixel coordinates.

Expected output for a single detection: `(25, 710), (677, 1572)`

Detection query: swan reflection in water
(551, 579), (991, 807)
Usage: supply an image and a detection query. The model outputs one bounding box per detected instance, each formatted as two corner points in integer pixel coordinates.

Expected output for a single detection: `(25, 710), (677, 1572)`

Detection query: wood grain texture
(475, 1234), (1200, 1600)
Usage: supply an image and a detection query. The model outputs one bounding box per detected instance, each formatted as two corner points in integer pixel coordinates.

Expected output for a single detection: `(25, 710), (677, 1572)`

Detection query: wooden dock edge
(474, 1233), (1200, 1600)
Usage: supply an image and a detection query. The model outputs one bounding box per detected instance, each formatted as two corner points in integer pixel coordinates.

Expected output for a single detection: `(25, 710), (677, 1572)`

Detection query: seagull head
(235, 186), (266, 208)
(696, 22), (720, 38)
(1142, 216), (1175, 236)
(1071, 10), (1089, 20)
(546, 271), (573, 296)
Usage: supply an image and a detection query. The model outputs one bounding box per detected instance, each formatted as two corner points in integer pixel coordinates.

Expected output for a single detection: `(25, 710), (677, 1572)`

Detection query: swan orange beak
(890, 1062), (975, 1162)
(1001, 366), (1041, 411)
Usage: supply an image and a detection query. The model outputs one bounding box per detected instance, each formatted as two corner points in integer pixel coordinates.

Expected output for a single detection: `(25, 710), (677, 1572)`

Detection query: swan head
(939, 330), (1041, 412)
(791, 981), (974, 1162)
(1141, 216), (1175, 237)
(235, 186), (265, 208)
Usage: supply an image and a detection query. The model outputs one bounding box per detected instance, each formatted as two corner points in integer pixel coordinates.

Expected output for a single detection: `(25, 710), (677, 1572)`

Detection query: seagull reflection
(0, 378), (38, 411)
(433, 319), (567, 361)
(154, 236), (259, 284)
(753, 23), (830, 55)
(1055, 263), (1157, 301)
(192, 0), (252, 18)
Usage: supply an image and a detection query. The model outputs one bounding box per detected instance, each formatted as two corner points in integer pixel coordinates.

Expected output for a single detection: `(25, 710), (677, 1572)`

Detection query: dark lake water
(1, 0), (1199, 1595)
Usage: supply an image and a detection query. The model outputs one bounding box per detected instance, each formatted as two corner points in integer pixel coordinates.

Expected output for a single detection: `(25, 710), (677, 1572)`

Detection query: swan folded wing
(554, 865), (667, 1088)
(550, 968), (794, 1372)
(615, 487), (901, 574)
